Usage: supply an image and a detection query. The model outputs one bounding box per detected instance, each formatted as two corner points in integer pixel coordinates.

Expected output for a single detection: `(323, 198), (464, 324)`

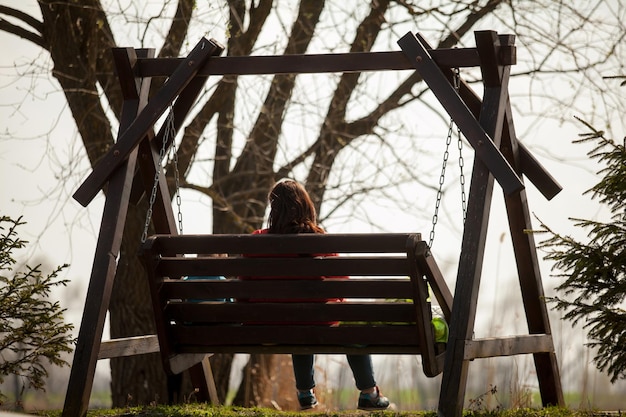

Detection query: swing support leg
(436, 31), (510, 416)
(438, 111), (502, 417)
(438, 31), (563, 415)
(63, 40), (223, 416)
(62, 48), (155, 417)
(501, 104), (564, 406)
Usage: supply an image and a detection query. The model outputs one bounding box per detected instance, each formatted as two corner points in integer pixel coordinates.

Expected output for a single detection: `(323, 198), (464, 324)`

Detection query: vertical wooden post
(437, 31), (511, 417)
(62, 47), (154, 417)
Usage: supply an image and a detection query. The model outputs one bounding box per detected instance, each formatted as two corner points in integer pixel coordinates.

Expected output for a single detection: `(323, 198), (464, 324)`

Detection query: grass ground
(36, 404), (622, 417)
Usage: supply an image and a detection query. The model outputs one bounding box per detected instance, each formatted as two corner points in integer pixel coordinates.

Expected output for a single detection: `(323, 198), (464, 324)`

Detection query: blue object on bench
(183, 275), (232, 302)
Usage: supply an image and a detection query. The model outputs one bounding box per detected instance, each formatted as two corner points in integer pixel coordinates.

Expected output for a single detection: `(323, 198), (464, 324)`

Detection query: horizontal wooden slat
(98, 335), (160, 359)
(144, 233), (420, 256)
(463, 334), (555, 360)
(135, 47), (516, 77)
(161, 278), (414, 300)
(178, 344), (422, 355)
(166, 302), (417, 324)
(169, 353), (209, 375)
(171, 324), (421, 350)
(157, 256), (412, 278)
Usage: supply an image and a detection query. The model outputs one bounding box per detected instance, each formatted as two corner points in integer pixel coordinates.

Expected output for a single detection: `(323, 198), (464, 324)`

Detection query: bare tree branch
(305, 0), (391, 210)
(438, 0), (506, 48)
(211, 0), (273, 198)
(158, 0), (195, 58)
(38, 0), (115, 167)
(217, 0), (326, 229)
(0, 5), (45, 48)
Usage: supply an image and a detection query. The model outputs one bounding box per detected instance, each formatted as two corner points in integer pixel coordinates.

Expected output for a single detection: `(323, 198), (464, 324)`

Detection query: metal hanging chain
(452, 68), (467, 225)
(457, 121), (467, 225)
(429, 67), (465, 249)
(141, 106), (183, 242)
(428, 109), (455, 249)
(170, 119), (184, 236)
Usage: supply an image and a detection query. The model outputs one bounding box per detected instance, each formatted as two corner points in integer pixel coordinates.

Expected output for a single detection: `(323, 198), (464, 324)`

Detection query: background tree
(0, 215), (74, 404)
(1, 0), (624, 408)
(539, 118), (626, 383)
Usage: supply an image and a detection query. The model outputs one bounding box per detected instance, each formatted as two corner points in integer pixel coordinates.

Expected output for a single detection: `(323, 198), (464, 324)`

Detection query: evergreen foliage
(0, 215), (75, 399)
(539, 117), (626, 382)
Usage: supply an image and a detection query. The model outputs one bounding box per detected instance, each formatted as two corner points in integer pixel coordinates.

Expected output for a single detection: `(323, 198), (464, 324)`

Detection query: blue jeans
(292, 354), (376, 391)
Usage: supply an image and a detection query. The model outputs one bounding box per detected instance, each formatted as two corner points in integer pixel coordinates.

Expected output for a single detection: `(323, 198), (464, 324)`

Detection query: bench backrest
(141, 233), (445, 377)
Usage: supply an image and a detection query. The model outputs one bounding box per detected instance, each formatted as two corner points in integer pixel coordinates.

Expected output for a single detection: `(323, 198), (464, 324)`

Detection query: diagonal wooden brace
(73, 37), (224, 207)
(128, 62), (221, 206)
(131, 63), (222, 218)
(397, 32), (524, 196)
(413, 32), (562, 200)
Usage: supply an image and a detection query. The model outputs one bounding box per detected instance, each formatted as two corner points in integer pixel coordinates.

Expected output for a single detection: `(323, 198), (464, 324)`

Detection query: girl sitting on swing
(242, 179), (390, 411)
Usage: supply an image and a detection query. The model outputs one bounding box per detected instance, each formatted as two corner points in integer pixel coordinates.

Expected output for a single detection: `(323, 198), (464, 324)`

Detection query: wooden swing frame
(63, 30), (564, 417)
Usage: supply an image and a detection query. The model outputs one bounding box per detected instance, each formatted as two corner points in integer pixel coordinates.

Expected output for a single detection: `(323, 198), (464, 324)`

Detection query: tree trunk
(232, 354), (298, 410)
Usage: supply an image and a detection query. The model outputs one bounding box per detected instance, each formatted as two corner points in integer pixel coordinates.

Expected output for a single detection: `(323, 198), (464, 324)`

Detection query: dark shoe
(358, 386), (390, 410)
(297, 389), (318, 410)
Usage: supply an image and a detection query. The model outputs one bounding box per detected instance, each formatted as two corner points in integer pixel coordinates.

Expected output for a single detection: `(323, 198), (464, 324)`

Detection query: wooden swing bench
(141, 232), (453, 379)
(143, 234), (452, 377)
(63, 30), (566, 417)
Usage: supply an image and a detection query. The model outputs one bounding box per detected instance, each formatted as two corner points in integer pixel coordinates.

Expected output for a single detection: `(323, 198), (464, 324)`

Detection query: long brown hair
(267, 180), (324, 234)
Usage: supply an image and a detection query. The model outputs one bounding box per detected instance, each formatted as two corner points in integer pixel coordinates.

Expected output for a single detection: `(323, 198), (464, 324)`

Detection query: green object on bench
(432, 317), (449, 343)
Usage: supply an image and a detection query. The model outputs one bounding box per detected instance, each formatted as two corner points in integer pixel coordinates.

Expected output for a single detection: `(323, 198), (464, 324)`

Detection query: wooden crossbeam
(397, 32), (524, 196)
(464, 334), (555, 360)
(97, 335), (160, 359)
(73, 38), (223, 207)
(134, 47), (516, 77)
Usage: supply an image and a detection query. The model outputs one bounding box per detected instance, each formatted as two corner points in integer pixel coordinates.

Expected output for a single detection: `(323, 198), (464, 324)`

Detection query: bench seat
(141, 233), (452, 378)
